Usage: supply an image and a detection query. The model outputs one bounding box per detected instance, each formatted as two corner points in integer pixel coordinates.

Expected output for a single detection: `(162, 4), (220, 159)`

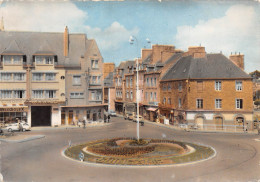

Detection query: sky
(0, 0), (259, 73)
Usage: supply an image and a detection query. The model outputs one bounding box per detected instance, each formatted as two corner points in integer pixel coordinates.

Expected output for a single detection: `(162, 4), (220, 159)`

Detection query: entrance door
(195, 117), (204, 128)
(93, 113), (97, 121)
(215, 117), (223, 130)
(61, 110), (65, 125)
(68, 110), (73, 125)
(31, 106), (51, 126)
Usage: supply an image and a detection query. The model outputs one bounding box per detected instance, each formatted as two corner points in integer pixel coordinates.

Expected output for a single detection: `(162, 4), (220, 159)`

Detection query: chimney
(151, 45), (175, 64)
(141, 48), (152, 62)
(229, 53), (244, 70)
(188, 46), (206, 58)
(64, 26), (69, 57)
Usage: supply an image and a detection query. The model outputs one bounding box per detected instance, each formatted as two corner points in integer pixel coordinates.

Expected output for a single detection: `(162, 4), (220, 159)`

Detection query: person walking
(18, 121), (23, 132)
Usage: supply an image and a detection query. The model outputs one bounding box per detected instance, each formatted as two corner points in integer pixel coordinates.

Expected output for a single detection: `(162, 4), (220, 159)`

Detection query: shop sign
(0, 107), (28, 112)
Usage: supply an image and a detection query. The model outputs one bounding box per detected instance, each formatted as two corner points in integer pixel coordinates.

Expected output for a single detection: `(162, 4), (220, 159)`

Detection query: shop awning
(146, 107), (158, 112)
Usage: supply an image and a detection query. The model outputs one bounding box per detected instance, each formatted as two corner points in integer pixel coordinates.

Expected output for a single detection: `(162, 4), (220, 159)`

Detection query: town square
(0, 0), (260, 181)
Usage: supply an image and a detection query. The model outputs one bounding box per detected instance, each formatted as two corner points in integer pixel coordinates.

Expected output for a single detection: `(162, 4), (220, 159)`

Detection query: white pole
(136, 58), (139, 141)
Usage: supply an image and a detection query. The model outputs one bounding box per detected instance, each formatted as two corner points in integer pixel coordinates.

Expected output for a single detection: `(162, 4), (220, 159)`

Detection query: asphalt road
(1, 116), (260, 182)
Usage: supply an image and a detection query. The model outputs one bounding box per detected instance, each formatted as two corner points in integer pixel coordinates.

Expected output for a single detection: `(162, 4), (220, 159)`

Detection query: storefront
(0, 107), (28, 124)
(115, 101), (123, 114)
(61, 104), (106, 125)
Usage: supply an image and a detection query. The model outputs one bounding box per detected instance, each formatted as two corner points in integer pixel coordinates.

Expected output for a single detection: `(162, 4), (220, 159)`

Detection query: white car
(5, 122), (31, 132)
(108, 110), (117, 117)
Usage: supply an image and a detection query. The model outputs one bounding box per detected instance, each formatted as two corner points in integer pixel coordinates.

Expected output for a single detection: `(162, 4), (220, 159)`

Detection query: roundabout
(64, 137), (215, 166)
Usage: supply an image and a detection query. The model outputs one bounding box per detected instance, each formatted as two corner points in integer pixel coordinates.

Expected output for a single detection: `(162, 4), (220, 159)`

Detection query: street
(1, 116), (260, 182)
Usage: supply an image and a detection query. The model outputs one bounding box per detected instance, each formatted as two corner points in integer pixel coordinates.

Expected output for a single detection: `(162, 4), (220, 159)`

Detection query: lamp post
(129, 35), (140, 141)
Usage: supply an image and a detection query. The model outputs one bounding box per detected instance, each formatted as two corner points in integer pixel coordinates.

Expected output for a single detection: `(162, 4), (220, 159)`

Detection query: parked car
(133, 115), (143, 122)
(5, 122), (31, 132)
(108, 110), (117, 117)
(124, 113), (133, 120)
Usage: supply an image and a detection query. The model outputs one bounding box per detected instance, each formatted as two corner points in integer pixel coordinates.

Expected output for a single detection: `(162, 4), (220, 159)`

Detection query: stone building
(0, 27), (105, 126)
(160, 46), (253, 130)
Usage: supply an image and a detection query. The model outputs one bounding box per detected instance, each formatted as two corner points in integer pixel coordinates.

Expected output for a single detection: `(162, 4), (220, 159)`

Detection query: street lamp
(129, 35), (140, 141)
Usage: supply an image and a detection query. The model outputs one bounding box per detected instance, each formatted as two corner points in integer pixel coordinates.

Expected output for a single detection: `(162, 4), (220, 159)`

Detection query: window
(146, 78), (149, 86)
(150, 78), (153, 87)
(168, 83), (172, 91)
(13, 56), (21, 64)
(163, 97), (166, 104)
(45, 57), (53, 64)
(168, 98), (171, 105)
(215, 99), (222, 109)
(87, 110), (90, 119)
(3, 56), (11, 64)
(215, 81), (222, 91)
(14, 90), (25, 98)
(145, 92), (148, 100)
(91, 91), (95, 100)
(154, 92), (157, 100)
(1, 73), (12, 81)
(45, 90), (56, 98)
(236, 81), (242, 91)
(97, 76), (101, 84)
(45, 73), (55, 81)
(96, 91), (102, 100)
(197, 81), (203, 92)
(73, 75), (81, 85)
(14, 73), (25, 81)
(163, 84), (167, 91)
(91, 60), (99, 69)
(196, 99), (203, 109)
(126, 92), (129, 99)
(92, 76), (97, 84)
(1, 90), (12, 98)
(126, 78), (129, 87)
(130, 91), (133, 100)
(130, 78), (133, 87)
(33, 90), (44, 98)
(178, 82), (182, 91)
(32, 73), (43, 81)
(154, 78), (157, 87)
(70, 92), (84, 98)
(236, 99), (243, 109)
(98, 109), (101, 119)
(150, 92), (153, 101)
(178, 98), (182, 108)
(35, 56), (44, 64)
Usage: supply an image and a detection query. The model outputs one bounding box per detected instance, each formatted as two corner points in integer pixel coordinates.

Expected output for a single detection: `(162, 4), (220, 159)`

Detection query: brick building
(160, 46), (253, 130)
(0, 27), (105, 126)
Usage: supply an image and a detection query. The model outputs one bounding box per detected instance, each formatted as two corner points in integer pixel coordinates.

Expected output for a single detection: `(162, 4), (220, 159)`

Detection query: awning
(146, 107), (158, 112)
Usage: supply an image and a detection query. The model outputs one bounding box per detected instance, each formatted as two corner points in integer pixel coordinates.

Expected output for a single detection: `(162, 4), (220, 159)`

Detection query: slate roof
(104, 72), (114, 87)
(162, 54), (251, 80)
(117, 60), (135, 76)
(0, 31), (93, 66)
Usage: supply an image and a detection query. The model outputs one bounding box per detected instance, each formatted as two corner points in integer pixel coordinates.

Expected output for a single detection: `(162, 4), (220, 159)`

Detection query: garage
(31, 106), (51, 126)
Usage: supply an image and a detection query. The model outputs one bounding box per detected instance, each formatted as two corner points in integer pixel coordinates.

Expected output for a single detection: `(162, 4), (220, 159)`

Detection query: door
(215, 117), (223, 130)
(195, 117), (204, 128)
(68, 110), (73, 125)
(31, 106), (51, 126)
(61, 110), (65, 125)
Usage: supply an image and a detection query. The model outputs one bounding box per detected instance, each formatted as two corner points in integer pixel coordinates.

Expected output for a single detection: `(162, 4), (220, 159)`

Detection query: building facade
(160, 46), (254, 130)
(0, 27), (105, 127)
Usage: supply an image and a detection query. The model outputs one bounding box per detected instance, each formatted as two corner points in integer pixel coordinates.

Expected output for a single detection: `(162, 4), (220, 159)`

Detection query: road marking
(254, 138), (260, 142)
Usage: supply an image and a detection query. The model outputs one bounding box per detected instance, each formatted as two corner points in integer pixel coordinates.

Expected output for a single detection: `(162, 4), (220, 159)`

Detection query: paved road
(1, 117), (260, 182)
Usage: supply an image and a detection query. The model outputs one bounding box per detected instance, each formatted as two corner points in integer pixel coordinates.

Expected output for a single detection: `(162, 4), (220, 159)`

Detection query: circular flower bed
(64, 137), (215, 166)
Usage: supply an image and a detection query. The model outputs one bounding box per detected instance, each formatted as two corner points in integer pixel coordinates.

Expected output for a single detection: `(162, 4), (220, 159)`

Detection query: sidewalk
(0, 134), (45, 143)
(117, 113), (259, 135)
(31, 122), (111, 131)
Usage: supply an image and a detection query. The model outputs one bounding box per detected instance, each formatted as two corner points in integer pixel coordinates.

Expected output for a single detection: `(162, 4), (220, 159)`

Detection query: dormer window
(3, 55), (22, 65)
(35, 56), (54, 65)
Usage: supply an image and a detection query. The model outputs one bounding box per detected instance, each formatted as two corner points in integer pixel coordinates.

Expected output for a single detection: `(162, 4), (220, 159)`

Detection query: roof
(142, 53), (152, 64)
(0, 31), (93, 67)
(104, 72), (114, 87)
(162, 53), (251, 80)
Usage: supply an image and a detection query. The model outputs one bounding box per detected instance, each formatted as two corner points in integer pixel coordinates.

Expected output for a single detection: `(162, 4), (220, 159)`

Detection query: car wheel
(8, 128), (12, 132)
(22, 128), (26, 132)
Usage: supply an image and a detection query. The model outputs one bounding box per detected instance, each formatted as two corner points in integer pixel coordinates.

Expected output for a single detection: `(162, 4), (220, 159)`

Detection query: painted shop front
(0, 106), (28, 124)
(61, 104), (106, 125)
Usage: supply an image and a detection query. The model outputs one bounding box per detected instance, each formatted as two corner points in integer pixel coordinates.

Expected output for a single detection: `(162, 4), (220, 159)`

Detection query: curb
(61, 143), (217, 168)
(0, 135), (45, 143)
(31, 123), (112, 131)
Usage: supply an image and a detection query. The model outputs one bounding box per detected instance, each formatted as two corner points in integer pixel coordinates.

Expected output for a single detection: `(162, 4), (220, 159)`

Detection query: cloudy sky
(0, 0), (259, 73)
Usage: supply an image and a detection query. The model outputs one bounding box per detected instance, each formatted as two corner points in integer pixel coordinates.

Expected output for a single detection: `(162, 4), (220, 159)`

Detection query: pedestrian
(104, 114), (107, 123)
(18, 121), (23, 132)
(108, 115), (110, 123)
